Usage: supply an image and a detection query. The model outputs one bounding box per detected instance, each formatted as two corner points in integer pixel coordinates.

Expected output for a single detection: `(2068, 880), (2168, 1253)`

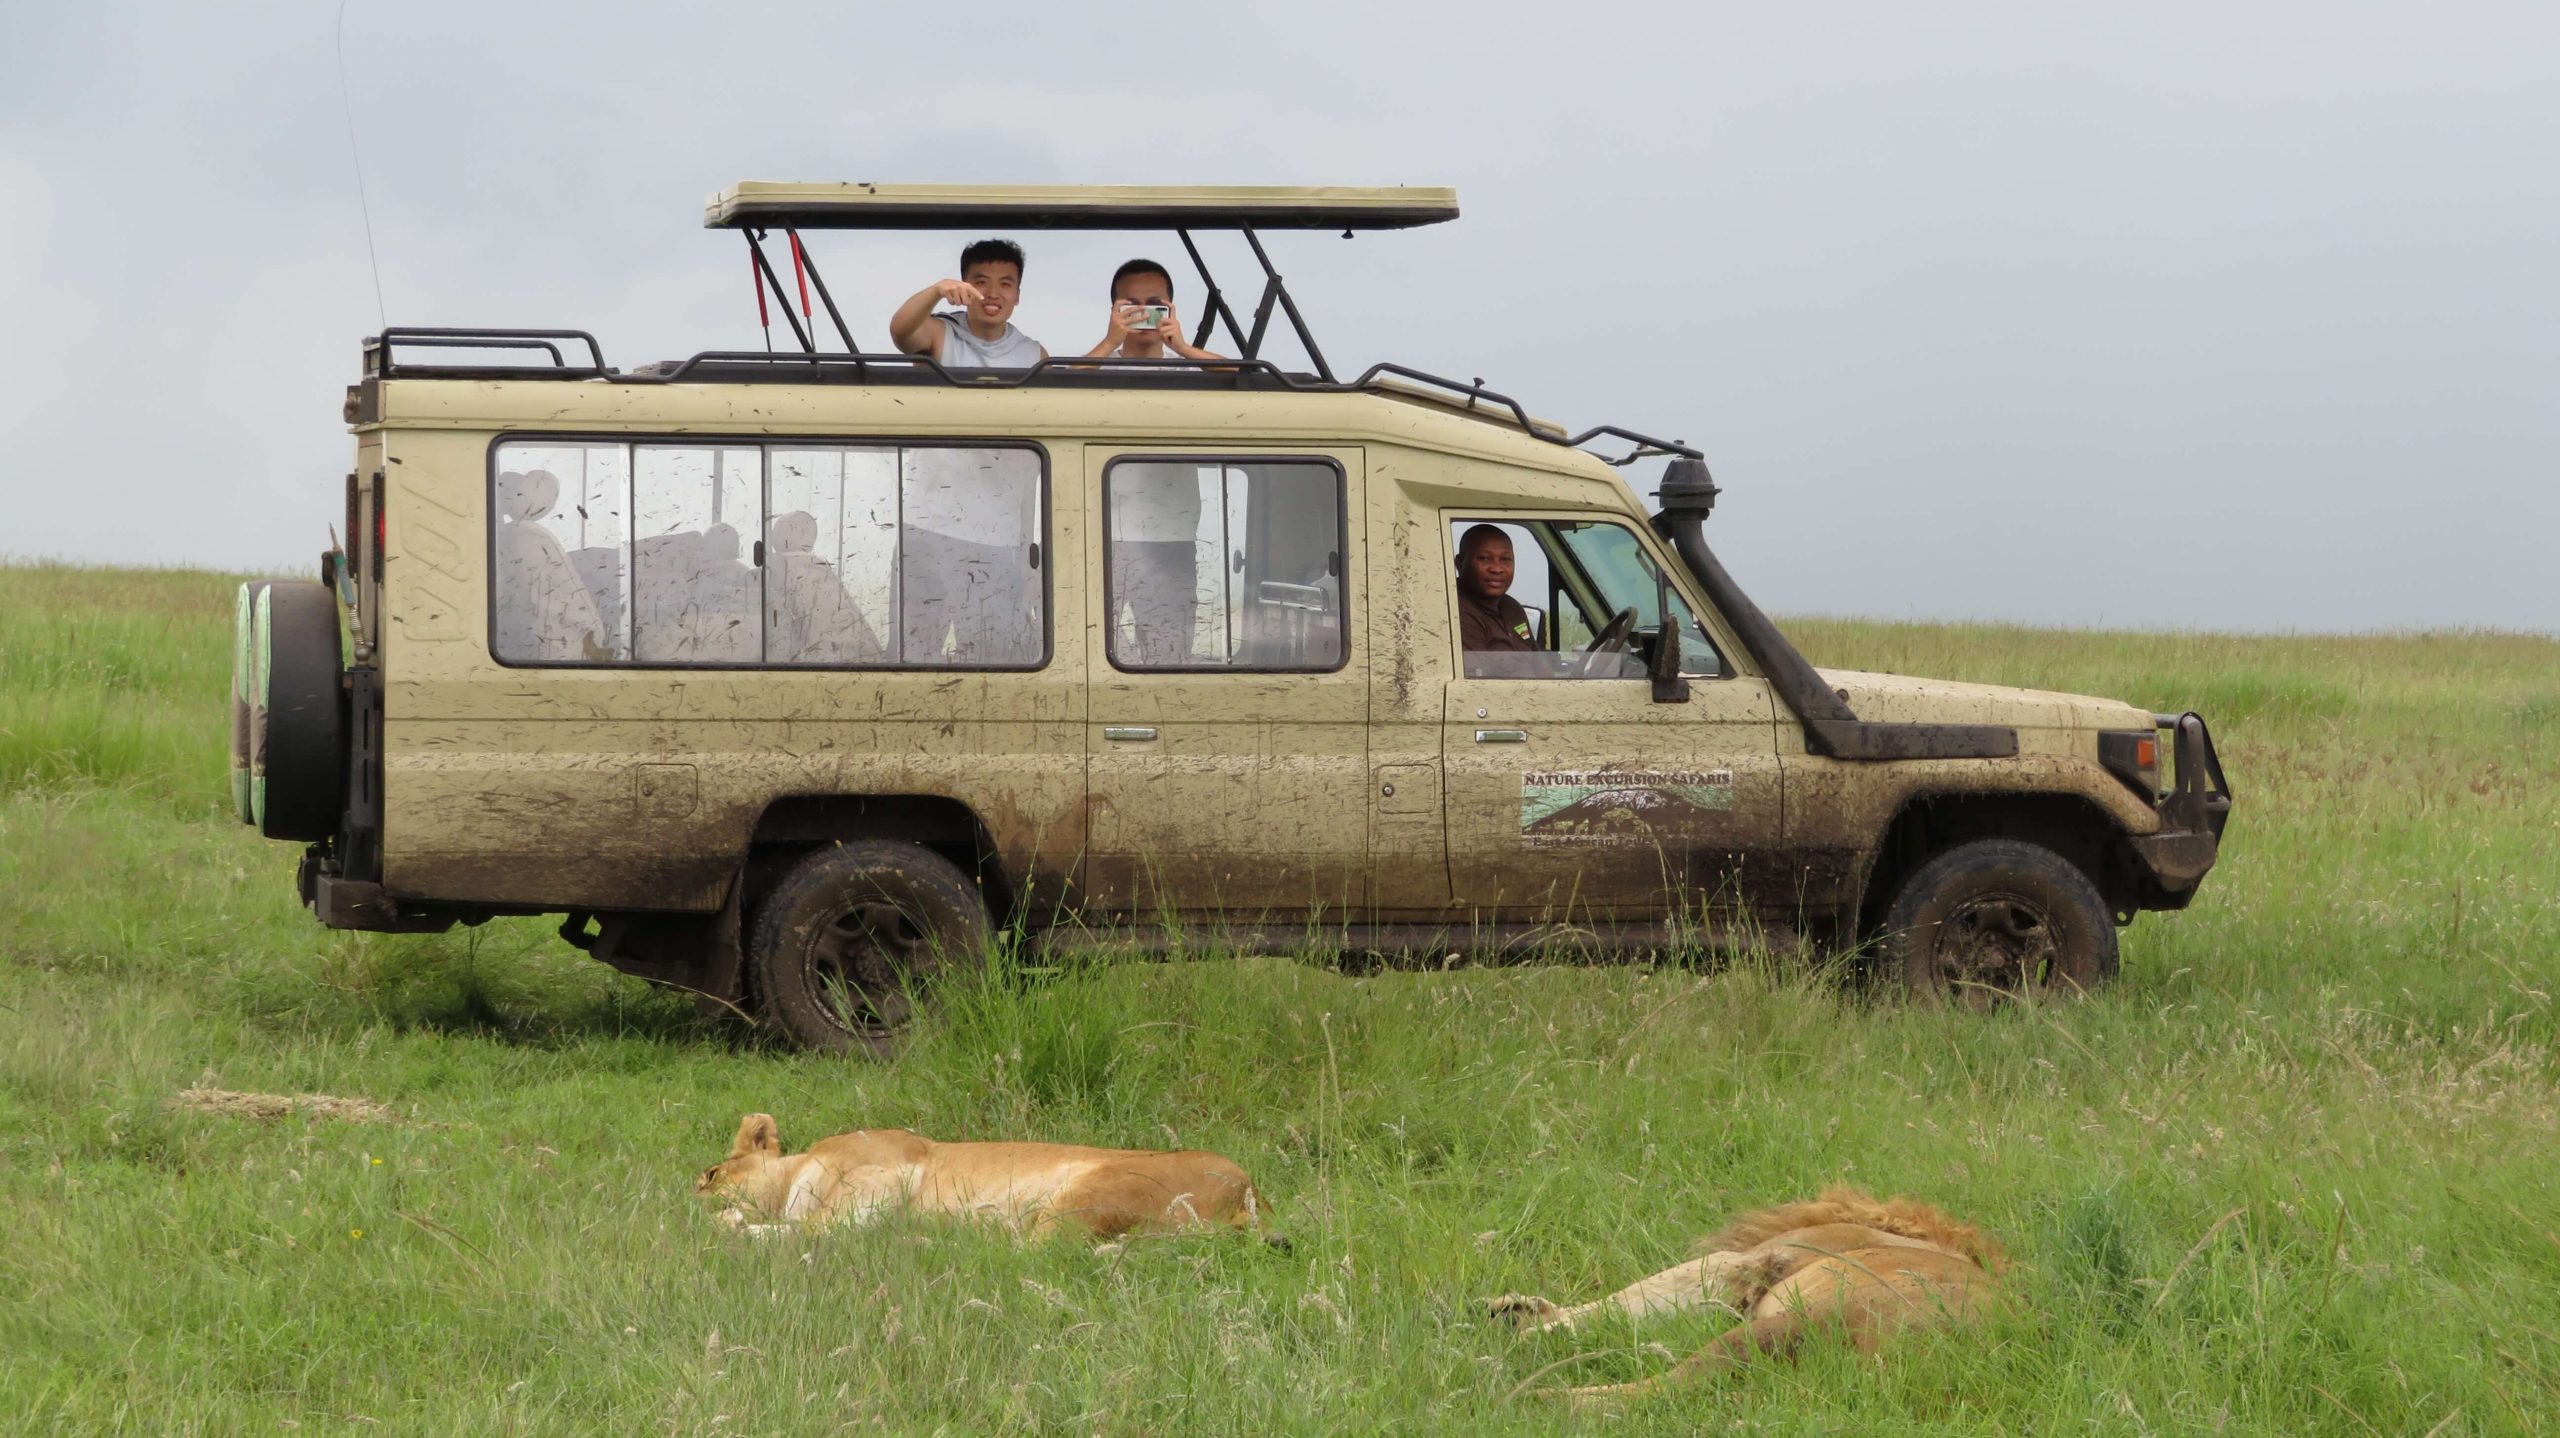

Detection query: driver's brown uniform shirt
(1459, 590), (1537, 655)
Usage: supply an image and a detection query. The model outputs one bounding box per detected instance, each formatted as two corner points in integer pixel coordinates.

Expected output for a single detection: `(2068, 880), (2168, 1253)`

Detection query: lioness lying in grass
(696, 1113), (1275, 1243)
(1489, 1188), (2007, 1404)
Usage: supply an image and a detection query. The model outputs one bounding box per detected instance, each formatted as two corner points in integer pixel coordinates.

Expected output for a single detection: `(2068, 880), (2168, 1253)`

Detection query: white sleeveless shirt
(933, 312), (1045, 369)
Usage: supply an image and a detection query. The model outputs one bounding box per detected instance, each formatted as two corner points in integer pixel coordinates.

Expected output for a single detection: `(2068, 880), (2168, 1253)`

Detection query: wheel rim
(805, 898), (935, 1037)
(1924, 891), (2062, 1005)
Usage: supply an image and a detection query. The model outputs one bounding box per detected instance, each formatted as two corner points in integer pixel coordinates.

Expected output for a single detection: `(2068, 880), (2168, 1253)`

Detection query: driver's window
(1449, 519), (1644, 680)
(1549, 521), (1723, 679)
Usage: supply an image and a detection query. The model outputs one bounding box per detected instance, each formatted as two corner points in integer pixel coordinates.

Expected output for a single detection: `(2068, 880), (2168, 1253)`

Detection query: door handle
(1103, 726), (1158, 742)
(1473, 728), (1528, 744)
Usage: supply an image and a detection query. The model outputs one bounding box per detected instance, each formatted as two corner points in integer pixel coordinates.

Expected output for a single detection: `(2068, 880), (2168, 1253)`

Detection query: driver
(1456, 524), (1538, 673)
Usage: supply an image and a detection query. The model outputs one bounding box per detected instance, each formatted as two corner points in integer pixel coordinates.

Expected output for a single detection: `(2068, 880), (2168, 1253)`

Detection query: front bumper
(2122, 711), (2231, 909)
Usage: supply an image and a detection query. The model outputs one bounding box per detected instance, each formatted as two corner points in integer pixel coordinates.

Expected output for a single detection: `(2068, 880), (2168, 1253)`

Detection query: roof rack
(365, 331), (1699, 464)
(362, 327), (608, 380)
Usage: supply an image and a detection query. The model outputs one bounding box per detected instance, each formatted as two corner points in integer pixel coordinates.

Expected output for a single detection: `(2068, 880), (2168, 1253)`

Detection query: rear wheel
(1878, 838), (2116, 1006)
(747, 841), (990, 1056)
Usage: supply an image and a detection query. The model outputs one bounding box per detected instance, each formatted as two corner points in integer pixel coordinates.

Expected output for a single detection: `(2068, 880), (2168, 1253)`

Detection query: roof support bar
(1170, 228), (1336, 382)
(1175, 229), (1253, 359)
(785, 228), (862, 353)
(1243, 228), (1334, 383)
(741, 230), (817, 354)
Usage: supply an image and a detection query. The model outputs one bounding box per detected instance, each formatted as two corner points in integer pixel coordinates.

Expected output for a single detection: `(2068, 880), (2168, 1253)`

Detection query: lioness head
(696, 1112), (785, 1206)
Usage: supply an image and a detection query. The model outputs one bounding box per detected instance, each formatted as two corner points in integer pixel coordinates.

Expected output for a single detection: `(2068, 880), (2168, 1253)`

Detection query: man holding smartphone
(1083, 258), (1226, 363)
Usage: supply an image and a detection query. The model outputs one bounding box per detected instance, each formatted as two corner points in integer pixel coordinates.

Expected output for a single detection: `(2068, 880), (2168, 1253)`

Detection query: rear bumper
(2120, 711), (2232, 910)
(300, 855), (460, 934)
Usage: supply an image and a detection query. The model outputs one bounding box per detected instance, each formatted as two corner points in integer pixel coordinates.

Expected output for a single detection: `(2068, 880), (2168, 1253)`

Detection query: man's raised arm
(888, 279), (980, 358)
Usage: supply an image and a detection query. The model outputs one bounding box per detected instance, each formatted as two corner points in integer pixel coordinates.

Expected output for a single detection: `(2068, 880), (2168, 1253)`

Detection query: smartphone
(1126, 304), (1169, 331)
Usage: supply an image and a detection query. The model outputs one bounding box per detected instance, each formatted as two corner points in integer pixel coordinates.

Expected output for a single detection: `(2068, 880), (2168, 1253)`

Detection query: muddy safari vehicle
(229, 182), (2231, 1051)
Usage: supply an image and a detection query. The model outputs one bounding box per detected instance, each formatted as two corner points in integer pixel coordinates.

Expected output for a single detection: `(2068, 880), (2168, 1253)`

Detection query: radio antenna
(335, 0), (389, 329)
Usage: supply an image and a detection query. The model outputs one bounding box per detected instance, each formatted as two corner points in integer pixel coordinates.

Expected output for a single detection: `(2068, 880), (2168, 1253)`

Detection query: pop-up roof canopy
(703, 180), (1462, 381)
(705, 182), (1460, 232)
(370, 176), (1693, 470)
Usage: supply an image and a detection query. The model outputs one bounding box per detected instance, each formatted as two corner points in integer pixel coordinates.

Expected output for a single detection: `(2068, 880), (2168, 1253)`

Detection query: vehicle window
(1549, 521), (1722, 678)
(899, 447), (1044, 666)
(1105, 458), (1343, 671)
(766, 447), (896, 664)
(491, 438), (1045, 669)
(1449, 517), (1722, 680)
(634, 446), (762, 663)
(494, 444), (628, 663)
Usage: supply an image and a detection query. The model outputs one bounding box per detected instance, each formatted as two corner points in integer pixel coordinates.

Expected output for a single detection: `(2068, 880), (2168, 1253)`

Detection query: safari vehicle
(230, 182), (2231, 1053)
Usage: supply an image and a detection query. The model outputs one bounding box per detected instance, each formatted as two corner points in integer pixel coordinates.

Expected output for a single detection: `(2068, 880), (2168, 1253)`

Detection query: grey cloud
(2, 1), (2552, 632)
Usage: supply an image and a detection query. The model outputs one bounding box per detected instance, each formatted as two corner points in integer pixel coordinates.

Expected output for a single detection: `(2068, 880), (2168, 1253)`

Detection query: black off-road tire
(1878, 838), (2118, 1007)
(747, 840), (991, 1056)
(249, 581), (348, 842)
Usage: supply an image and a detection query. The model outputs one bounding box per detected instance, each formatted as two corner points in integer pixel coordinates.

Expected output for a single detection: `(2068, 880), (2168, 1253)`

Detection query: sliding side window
(492, 439), (1046, 669)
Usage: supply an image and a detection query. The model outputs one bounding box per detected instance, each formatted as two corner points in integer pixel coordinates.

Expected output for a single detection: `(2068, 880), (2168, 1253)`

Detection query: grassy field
(2, 560), (2555, 1435)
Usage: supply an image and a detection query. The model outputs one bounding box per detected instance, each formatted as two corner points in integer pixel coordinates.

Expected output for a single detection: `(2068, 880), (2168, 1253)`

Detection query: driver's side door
(1439, 515), (1784, 925)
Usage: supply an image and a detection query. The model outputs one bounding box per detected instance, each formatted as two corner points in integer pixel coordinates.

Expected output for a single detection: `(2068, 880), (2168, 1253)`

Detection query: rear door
(1081, 448), (1370, 920)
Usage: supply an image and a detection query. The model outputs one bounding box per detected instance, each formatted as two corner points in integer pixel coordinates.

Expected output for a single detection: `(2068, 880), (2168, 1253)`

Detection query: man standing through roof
(1456, 523), (1540, 676)
(1088, 260), (1226, 667)
(1082, 258), (1225, 364)
(889, 238), (1049, 368)
(884, 240), (1048, 664)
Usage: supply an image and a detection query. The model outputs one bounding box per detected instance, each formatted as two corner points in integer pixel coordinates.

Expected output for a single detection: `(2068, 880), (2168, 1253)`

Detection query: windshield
(1549, 521), (1720, 677)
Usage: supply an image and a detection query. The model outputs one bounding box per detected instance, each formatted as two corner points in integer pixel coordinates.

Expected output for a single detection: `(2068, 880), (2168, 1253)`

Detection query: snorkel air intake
(1650, 458), (2017, 762)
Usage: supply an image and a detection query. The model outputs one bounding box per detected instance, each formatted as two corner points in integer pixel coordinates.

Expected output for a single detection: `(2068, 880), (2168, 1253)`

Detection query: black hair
(960, 238), (1025, 276)
(1110, 257), (1174, 298)
(1457, 523), (1512, 563)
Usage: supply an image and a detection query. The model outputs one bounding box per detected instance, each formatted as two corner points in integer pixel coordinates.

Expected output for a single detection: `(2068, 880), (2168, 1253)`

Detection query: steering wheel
(1569, 607), (1639, 679)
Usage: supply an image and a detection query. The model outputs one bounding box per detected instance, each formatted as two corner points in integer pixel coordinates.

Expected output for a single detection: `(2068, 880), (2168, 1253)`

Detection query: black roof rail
(374, 332), (1698, 464)
(614, 351), (1304, 387)
(365, 327), (609, 379)
(1563, 425), (1700, 465)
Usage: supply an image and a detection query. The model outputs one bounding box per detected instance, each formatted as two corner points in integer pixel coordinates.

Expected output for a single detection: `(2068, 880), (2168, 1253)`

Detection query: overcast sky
(3, 2), (2553, 632)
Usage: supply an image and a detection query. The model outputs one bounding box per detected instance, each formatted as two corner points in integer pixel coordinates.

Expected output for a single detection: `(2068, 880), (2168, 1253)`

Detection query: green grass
(2, 560), (2555, 1434)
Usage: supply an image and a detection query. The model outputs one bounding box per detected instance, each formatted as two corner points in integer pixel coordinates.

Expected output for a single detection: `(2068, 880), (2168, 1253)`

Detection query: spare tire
(249, 581), (348, 842)
(228, 580), (274, 825)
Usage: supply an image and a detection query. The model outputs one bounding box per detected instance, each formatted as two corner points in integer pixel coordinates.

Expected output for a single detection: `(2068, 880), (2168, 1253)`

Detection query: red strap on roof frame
(788, 231), (813, 328)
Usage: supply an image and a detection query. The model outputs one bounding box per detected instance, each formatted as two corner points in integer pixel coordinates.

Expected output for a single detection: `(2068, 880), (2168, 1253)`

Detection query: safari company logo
(1519, 769), (1735, 849)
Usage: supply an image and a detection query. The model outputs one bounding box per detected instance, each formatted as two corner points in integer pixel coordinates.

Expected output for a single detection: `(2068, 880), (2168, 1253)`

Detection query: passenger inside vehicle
(888, 239), (1048, 369)
(629, 525), (756, 662)
(1084, 259), (1225, 364)
(766, 509), (885, 664)
(492, 468), (607, 663)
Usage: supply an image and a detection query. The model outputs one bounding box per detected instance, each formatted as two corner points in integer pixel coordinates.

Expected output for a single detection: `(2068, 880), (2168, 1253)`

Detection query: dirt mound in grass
(171, 1087), (407, 1125)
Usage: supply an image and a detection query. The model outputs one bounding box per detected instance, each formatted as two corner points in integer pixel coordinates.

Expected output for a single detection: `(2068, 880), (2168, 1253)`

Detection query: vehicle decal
(1519, 769), (1734, 849)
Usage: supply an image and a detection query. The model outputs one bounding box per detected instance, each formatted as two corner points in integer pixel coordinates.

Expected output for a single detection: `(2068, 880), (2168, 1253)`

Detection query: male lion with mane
(1488, 1187), (2007, 1403)
(696, 1113), (1278, 1244)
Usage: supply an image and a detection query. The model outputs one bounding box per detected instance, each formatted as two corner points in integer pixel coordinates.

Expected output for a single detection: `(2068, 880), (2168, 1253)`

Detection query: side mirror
(1650, 623), (1690, 704)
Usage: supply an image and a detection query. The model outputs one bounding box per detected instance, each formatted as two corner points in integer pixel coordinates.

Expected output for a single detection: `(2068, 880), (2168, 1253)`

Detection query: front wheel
(747, 841), (991, 1056)
(1878, 838), (2117, 1007)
